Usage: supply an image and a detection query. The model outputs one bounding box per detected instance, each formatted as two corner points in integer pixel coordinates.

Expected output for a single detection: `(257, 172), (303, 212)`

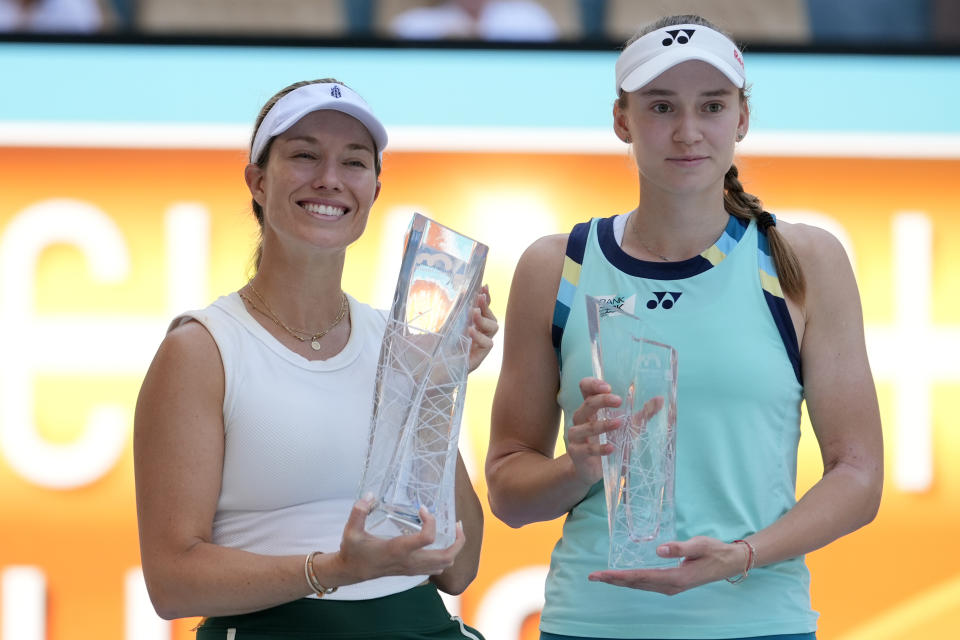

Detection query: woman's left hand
(588, 536), (750, 595)
(467, 284), (498, 372)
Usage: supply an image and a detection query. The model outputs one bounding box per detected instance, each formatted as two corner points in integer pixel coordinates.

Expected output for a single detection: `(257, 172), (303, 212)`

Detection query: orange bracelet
(725, 539), (757, 584)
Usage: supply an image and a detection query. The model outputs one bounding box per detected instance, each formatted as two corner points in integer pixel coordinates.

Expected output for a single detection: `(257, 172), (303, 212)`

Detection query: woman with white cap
(134, 78), (494, 639)
(487, 15), (882, 640)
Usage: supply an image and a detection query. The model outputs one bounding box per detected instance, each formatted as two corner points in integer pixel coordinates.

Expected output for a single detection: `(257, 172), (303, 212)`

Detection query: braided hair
(724, 164), (805, 301)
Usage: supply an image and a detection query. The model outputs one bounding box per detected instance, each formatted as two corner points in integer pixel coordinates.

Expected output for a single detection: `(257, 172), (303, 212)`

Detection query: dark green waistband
(198, 583), (458, 637)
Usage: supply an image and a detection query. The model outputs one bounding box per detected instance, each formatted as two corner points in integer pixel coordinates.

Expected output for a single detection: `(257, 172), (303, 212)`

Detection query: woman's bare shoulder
(774, 219), (849, 272)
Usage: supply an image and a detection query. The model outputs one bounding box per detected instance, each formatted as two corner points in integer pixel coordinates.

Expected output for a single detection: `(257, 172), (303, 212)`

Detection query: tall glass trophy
(358, 213), (487, 549)
(585, 295), (679, 569)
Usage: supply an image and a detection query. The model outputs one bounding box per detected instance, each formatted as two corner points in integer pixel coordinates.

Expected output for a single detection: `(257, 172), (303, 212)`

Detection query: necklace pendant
(311, 340), (322, 351)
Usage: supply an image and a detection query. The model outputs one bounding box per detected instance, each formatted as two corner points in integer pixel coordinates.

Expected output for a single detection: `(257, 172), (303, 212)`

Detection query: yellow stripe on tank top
(562, 255), (582, 286)
(759, 268), (784, 298)
(700, 244), (727, 266)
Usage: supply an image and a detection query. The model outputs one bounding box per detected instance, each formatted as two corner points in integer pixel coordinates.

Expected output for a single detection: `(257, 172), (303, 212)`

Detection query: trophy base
(366, 502), (424, 537)
(384, 504), (424, 534)
(364, 500), (456, 549)
(609, 546), (682, 571)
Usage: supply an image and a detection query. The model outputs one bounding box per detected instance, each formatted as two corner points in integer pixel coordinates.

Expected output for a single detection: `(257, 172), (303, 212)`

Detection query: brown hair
(617, 15), (805, 301)
(247, 78), (383, 271)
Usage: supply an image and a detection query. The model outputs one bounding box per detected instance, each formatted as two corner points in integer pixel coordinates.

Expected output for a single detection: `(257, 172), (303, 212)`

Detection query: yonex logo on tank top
(662, 28), (695, 46)
(647, 291), (682, 310)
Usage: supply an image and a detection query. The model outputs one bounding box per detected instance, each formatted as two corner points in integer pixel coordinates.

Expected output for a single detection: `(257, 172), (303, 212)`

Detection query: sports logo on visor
(661, 28), (695, 46)
(330, 85), (342, 98)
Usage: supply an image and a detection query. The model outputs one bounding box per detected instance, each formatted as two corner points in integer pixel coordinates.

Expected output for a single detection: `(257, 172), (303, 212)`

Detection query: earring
(736, 133), (744, 141)
(625, 135), (633, 143)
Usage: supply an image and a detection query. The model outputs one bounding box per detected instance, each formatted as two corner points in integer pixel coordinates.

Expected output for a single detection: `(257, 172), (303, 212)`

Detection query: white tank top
(171, 292), (425, 600)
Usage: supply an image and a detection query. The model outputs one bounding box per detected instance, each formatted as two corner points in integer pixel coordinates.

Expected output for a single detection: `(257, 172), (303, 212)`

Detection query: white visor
(250, 82), (388, 164)
(616, 24), (745, 93)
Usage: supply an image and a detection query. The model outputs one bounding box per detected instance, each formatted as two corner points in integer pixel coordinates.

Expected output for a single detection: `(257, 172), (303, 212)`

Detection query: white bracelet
(304, 551), (338, 597)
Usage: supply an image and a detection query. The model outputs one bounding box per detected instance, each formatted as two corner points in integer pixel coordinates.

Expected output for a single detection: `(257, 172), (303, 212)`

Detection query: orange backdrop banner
(1, 147), (958, 639)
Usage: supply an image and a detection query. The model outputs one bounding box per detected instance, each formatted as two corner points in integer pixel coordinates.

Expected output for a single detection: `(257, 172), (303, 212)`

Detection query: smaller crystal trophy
(586, 295), (679, 569)
(358, 213), (487, 549)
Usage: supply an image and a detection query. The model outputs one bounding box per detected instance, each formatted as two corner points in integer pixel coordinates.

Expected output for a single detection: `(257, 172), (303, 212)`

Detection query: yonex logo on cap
(615, 23), (746, 92)
(661, 28), (695, 46)
(330, 85), (342, 98)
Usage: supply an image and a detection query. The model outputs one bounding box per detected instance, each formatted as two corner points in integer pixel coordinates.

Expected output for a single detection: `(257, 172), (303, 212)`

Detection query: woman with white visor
(487, 15), (882, 640)
(135, 78), (495, 639)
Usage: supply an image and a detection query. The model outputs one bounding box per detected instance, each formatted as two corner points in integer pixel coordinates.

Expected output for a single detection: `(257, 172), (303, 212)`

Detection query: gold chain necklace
(630, 215), (728, 262)
(239, 284), (348, 351)
(636, 237), (672, 262)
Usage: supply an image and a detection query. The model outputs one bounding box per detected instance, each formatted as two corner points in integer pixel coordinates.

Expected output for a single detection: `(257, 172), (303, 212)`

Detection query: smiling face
(244, 109), (381, 259)
(614, 60), (749, 198)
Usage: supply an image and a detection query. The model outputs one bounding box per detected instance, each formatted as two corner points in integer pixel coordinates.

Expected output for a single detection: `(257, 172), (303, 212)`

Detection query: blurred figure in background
(806, 0), (930, 44)
(932, 0), (960, 44)
(0, 0), (103, 33)
(390, 0), (559, 41)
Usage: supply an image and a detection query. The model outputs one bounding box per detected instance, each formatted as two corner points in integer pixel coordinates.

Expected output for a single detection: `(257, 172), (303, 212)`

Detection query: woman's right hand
(567, 377), (623, 487)
(332, 495), (466, 584)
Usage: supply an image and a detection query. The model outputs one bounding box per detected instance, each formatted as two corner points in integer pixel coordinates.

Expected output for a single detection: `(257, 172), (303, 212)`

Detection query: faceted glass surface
(358, 214), (487, 548)
(586, 295), (679, 569)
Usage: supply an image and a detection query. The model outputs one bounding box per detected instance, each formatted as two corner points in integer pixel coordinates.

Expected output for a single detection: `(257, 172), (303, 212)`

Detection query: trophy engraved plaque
(358, 213), (487, 548)
(585, 295), (679, 569)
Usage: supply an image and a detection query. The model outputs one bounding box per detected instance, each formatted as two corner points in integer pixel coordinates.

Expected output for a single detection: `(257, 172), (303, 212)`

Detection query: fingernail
(657, 545), (669, 555)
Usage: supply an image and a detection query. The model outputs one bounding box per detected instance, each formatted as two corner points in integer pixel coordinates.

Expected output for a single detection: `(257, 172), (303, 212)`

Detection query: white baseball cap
(250, 82), (388, 164)
(615, 23), (746, 93)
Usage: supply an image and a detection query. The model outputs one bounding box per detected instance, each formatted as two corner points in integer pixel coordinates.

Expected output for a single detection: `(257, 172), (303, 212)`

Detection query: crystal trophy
(358, 213), (487, 549)
(585, 295), (679, 569)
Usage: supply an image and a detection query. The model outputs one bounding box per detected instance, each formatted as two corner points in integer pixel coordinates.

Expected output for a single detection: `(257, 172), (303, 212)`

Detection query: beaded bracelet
(304, 551), (338, 597)
(725, 539), (757, 585)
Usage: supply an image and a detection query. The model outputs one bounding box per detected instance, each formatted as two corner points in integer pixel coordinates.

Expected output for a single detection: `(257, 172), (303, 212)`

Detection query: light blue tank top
(543, 214), (817, 638)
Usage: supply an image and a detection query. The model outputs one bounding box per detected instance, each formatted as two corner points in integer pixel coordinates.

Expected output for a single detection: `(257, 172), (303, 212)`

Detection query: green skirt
(196, 583), (485, 639)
